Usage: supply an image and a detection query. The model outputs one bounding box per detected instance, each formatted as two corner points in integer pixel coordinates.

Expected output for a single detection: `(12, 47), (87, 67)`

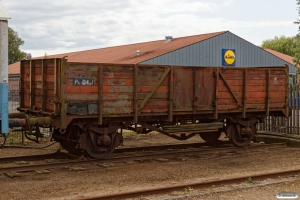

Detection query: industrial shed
(10, 30), (298, 70)
(36, 31), (296, 69)
(263, 48), (298, 84)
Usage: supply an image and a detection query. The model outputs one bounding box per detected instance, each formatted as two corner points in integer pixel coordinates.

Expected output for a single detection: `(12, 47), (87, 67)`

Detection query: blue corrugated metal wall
(140, 32), (296, 74)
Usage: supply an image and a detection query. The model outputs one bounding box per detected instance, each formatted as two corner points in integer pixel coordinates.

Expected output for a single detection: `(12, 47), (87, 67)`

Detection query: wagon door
(173, 67), (194, 111)
(194, 68), (215, 111)
(173, 67), (215, 113)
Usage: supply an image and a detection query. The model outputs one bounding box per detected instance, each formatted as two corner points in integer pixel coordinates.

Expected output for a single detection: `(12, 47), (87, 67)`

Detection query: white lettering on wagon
(73, 78), (95, 86)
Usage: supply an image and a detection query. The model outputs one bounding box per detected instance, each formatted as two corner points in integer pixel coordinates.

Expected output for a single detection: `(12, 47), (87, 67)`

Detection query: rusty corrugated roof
(36, 31), (228, 64)
(9, 31), (228, 74)
(8, 33), (299, 75)
(264, 48), (296, 66)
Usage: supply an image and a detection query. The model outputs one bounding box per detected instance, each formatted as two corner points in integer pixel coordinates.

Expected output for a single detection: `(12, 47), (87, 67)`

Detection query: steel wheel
(57, 125), (82, 154)
(199, 131), (221, 144)
(227, 123), (252, 147)
(83, 131), (122, 159)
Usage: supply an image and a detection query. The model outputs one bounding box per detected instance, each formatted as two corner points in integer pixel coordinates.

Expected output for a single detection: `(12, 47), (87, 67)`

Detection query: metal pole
(0, 2), (10, 135)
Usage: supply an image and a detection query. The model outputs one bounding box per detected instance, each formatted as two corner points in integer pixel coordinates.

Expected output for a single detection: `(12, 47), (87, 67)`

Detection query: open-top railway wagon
(8, 58), (290, 158)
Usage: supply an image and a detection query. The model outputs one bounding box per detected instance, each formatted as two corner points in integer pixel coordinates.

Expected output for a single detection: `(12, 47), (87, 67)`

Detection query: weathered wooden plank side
(218, 91), (286, 99)
(218, 68), (243, 108)
(217, 67), (287, 111)
(44, 60), (55, 112)
(218, 103), (287, 111)
(45, 104), (54, 111)
(218, 85), (286, 92)
(67, 85), (168, 94)
(21, 62), (31, 108)
(219, 96), (285, 104)
(102, 65), (134, 114)
(32, 65), (54, 111)
(24, 101), (30, 107)
(34, 102), (42, 109)
(67, 94), (99, 101)
(100, 79), (169, 87)
(173, 67), (193, 110)
(137, 66), (169, 113)
(102, 105), (169, 114)
(34, 75), (54, 82)
(194, 68), (215, 109)
(103, 72), (134, 78)
(66, 64), (102, 103)
(20, 60), (288, 125)
(224, 78), (286, 85)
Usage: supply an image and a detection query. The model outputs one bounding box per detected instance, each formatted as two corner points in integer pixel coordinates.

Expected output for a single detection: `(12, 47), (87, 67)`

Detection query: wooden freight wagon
(14, 58), (290, 158)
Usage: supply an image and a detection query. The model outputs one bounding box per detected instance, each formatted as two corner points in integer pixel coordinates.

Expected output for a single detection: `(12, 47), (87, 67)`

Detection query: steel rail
(114, 140), (231, 153)
(74, 167), (300, 200)
(0, 151), (76, 163)
(0, 143), (285, 174)
(0, 141), (230, 163)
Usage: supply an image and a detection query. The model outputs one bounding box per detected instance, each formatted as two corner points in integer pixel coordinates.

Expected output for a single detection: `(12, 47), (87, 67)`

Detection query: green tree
(294, 0), (300, 67)
(8, 27), (26, 64)
(295, 0), (300, 30)
(261, 1), (300, 67)
(261, 36), (297, 57)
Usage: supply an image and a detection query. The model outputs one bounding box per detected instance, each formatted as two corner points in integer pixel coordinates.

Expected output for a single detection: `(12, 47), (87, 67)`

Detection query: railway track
(0, 142), (285, 175)
(75, 167), (300, 200)
(0, 141), (229, 164)
(0, 151), (77, 163)
(115, 140), (231, 153)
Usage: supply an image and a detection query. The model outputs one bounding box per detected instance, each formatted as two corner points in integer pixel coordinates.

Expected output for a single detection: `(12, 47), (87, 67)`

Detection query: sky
(1, 0), (299, 57)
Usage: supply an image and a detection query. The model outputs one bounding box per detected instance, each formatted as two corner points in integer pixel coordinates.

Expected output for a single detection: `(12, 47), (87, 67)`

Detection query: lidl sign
(222, 49), (236, 66)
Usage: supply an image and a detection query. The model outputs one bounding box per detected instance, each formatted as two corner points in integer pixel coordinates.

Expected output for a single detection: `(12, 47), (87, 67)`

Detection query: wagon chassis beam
(227, 117), (259, 127)
(142, 122), (201, 140)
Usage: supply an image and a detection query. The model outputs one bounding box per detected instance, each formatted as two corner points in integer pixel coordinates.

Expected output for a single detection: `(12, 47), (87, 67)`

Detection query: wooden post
(293, 85), (296, 134)
(169, 66), (173, 122)
(288, 84), (293, 134)
(98, 64), (103, 125)
(30, 60), (34, 109)
(297, 84), (299, 135)
(53, 59), (57, 114)
(134, 65), (138, 123)
(242, 69), (247, 118)
(42, 59), (46, 111)
(60, 58), (67, 130)
(193, 67), (196, 114)
(214, 68), (219, 119)
(266, 69), (270, 117)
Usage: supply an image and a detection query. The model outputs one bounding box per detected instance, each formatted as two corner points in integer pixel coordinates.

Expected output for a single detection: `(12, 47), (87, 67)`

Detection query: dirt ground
(1, 132), (300, 200)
